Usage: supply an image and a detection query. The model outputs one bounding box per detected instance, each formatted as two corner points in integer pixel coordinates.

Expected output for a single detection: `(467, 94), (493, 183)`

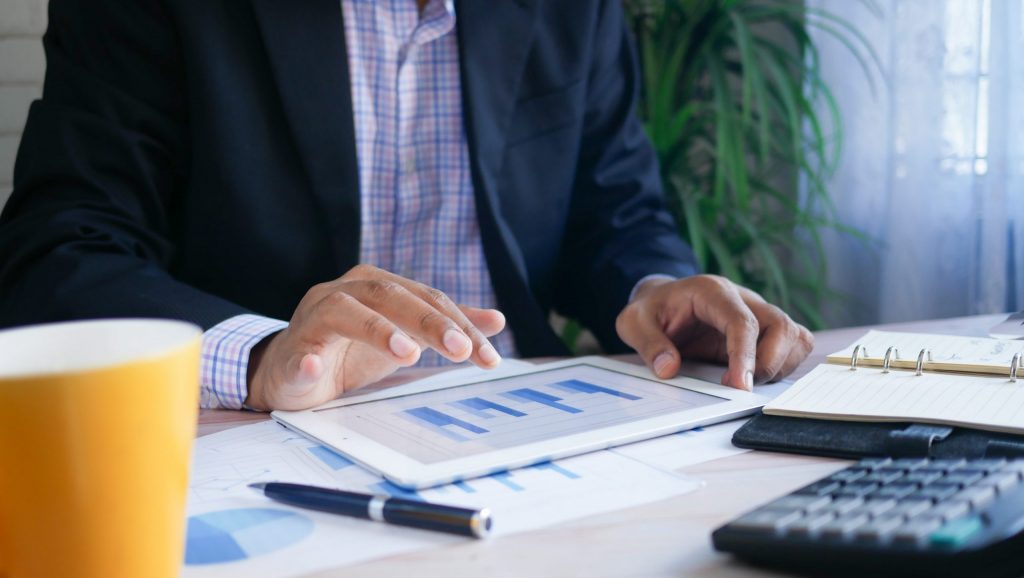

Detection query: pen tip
(248, 482), (268, 492)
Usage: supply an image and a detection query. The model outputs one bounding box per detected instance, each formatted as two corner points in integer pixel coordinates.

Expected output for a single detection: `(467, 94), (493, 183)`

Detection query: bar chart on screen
(322, 364), (725, 463)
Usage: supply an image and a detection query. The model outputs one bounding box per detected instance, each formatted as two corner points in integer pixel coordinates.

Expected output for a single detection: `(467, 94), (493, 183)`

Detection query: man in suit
(0, 0), (812, 410)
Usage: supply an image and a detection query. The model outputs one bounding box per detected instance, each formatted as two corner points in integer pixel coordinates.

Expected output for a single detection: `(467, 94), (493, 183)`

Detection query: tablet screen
(314, 364), (727, 464)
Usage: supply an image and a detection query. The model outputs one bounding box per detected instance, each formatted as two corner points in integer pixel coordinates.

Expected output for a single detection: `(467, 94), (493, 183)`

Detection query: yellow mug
(0, 319), (201, 578)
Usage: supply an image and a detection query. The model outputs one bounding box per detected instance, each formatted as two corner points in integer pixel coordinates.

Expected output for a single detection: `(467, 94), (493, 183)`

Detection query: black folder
(732, 411), (1024, 460)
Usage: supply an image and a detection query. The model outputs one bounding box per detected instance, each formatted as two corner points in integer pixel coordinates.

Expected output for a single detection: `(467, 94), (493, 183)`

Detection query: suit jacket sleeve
(553, 0), (699, 351)
(0, 0), (250, 329)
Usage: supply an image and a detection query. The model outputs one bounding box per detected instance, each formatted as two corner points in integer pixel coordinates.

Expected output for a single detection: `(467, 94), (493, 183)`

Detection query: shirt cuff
(200, 314), (289, 410)
(628, 274), (677, 303)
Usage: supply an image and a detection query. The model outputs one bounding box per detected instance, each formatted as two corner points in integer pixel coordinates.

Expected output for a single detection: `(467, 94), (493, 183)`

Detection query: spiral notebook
(764, 331), (1024, 436)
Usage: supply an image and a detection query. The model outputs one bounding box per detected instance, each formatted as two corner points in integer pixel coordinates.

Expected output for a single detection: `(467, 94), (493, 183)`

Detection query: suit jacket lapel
(458, 0), (567, 356)
(251, 0), (361, 271)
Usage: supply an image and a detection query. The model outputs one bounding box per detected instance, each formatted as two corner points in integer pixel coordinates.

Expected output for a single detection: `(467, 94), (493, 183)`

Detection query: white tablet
(272, 356), (769, 489)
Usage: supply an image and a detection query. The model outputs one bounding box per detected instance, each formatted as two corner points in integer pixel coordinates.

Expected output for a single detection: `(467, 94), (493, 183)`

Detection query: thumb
(284, 351), (324, 390)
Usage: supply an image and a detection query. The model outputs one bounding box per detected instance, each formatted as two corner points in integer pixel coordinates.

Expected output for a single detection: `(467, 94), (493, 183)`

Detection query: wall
(0, 0), (47, 210)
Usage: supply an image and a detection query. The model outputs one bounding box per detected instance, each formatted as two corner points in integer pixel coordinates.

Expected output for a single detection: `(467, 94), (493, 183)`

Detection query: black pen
(248, 481), (492, 538)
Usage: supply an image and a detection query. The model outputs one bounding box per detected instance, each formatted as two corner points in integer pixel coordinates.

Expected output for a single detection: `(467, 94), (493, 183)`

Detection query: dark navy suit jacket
(0, 0), (698, 356)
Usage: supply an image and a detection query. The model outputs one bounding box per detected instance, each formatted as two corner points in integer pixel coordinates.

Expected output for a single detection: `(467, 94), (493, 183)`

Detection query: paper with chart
(183, 420), (700, 577)
(764, 363), (1024, 435)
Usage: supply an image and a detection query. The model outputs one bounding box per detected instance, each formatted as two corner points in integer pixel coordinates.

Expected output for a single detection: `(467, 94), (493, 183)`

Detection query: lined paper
(764, 363), (1024, 435)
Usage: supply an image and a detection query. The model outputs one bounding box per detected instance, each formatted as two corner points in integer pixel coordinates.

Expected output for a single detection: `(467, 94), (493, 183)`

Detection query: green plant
(624, 0), (878, 329)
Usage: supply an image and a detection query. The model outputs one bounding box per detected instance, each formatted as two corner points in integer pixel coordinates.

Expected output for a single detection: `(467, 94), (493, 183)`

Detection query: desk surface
(197, 313), (1006, 577)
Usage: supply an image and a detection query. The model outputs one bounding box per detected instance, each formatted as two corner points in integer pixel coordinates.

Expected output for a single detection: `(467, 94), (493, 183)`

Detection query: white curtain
(809, 0), (1024, 327)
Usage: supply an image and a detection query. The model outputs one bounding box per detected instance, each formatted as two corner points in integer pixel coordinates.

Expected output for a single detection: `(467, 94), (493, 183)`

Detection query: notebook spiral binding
(849, 345), (1023, 383)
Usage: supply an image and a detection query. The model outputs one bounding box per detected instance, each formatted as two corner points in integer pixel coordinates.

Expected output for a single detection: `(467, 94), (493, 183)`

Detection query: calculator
(712, 457), (1024, 577)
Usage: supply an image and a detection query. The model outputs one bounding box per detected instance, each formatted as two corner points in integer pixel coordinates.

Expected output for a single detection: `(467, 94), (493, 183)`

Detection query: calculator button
(929, 515), (983, 548)
(939, 471), (984, 488)
(924, 501), (970, 522)
(927, 459), (966, 472)
(853, 516), (905, 542)
(888, 499), (933, 519)
(870, 483), (918, 500)
(828, 469), (869, 483)
(903, 471), (943, 485)
(785, 512), (836, 537)
(891, 518), (943, 545)
(999, 460), (1024, 478)
(977, 472), (1022, 493)
(835, 482), (879, 498)
(953, 485), (997, 509)
(890, 458), (929, 470)
(964, 458), (1006, 472)
(913, 485), (960, 502)
(729, 510), (803, 533)
(858, 457), (893, 468)
(819, 514), (870, 539)
(861, 470), (905, 484)
(821, 497), (864, 515)
(764, 495), (831, 513)
(795, 480), (842, 496)
(860, 499), (898, 517)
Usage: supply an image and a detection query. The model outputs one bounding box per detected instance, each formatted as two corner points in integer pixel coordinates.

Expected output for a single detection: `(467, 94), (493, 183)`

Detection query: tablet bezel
(272, 356), (768, 489)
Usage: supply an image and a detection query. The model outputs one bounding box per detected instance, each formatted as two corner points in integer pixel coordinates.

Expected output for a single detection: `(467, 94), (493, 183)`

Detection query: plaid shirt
(200, 0), (514, 409)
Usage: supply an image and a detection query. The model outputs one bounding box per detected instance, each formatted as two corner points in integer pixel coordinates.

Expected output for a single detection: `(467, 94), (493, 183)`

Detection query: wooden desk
(197, 314), (1006, 577)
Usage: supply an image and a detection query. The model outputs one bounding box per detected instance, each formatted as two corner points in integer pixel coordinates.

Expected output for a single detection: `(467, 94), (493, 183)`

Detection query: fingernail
(478, 343), (501, 366)
(443, 329), (471, 355)
(389, 332), (419, 358)
(743, 370), (754, 391)
(653, 352), (674, 377)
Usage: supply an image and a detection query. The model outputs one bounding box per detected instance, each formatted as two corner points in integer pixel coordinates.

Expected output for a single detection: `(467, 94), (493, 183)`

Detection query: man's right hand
(244, 264), (506, 411)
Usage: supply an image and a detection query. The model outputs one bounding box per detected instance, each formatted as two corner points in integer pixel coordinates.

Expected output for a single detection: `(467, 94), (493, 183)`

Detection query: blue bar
(306, 445), (354, 470)
(490, 472), (525, 492)
(452, 480), (477, 494)
(502, 388), (582, 414)
(405, 407), (488, 435)
(531, 460), (582, 480)
(456, 397), (527, 418)
(371, 481), (422, 501)
(675, 426), (706, 437)
(552, 379), (642, 400)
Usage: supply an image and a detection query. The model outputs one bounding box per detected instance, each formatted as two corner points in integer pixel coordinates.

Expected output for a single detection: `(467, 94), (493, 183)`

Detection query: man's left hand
(615, 275), (814, 390)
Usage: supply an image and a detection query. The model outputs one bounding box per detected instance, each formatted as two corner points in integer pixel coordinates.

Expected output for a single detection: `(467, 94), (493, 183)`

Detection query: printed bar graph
(405, 407), (488, 436)
(307, 445), (355, 471)
(551, 379), (642, 401)
(530, 460), (582, 479)
(490, 472), (525, 492)
(455, 397), (527, 418)
(502, 388), (582, 414)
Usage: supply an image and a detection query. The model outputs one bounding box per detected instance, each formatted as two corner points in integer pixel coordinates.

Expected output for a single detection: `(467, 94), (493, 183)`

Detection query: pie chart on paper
(185, 508), (314, 565)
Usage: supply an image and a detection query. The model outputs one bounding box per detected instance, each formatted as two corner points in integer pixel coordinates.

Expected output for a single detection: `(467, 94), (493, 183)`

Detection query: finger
(750, 315), (796, 383)
(461, 306), (506, 338)
(690, 282), (758, 391)
(399, 281), (502, 368)
(615, 303), (682, 379)
(342, 279), (483, 364)
(312, 290), (421, 365)
(774, 326), (814, 380)
(342, 267), (502, 367)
